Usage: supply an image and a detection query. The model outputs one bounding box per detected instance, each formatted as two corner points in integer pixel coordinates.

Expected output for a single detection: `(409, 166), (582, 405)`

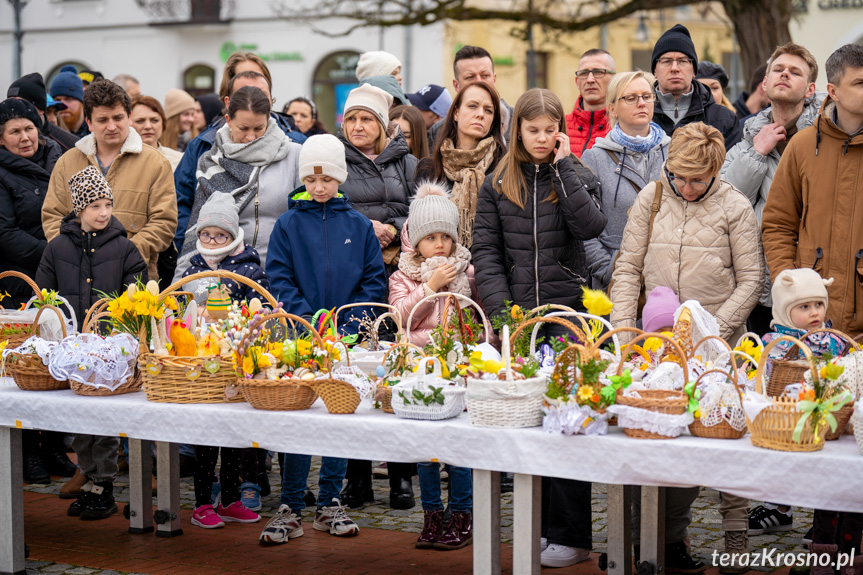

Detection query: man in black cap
(7, 73), (79, 152)
(406, 83), (453, 150)
(651, 23), (741, 150)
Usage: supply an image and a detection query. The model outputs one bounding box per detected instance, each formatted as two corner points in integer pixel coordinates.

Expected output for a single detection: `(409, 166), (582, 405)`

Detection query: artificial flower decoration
(581, 287), (613, 317)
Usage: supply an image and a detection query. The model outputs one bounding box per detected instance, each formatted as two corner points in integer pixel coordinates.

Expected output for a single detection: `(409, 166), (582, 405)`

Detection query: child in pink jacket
(389, 181), (479, 347)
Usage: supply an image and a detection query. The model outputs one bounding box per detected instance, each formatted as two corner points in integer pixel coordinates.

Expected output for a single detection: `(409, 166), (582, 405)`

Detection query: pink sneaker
(217, 501), (261, 523)
(191, 504), (225, 529)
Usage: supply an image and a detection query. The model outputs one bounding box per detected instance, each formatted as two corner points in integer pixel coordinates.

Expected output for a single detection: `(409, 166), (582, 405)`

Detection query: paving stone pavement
(23, 457), (814, 574)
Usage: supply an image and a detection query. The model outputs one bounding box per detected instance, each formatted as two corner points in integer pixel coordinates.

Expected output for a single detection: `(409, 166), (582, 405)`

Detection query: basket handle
(610, 330), (690, 382)
(237, 311), (330, 371)
(82, 298), (112, 333)
(508, 314), (587, 355)
(691, 335), (734, 360)
(735, 331), (765, 349)
(332, 302), (404, 339)
(714, 349), (759, 374)
(756, 334), (819, 395)
(0, 271), (41, 302)
(551, 341), (596, 395)
(160, 270), (279, 309)
(82, 311), (114, 335)
(405, 291), (491, 345)
(380, 341), (425, 377)
(32, 304), (68, 340)
(529, 304), (577, 314)
(693, 368), (744, 407)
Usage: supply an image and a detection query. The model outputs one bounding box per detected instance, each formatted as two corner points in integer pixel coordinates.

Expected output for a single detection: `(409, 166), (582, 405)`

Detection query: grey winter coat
(720, 93), (825, 306)
(721, 93), (826, 224)
(580, 133), (670, 291)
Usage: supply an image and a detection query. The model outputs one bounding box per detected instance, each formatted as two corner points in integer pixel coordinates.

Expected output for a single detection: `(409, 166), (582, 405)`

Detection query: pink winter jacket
(388, 262), (480, 348)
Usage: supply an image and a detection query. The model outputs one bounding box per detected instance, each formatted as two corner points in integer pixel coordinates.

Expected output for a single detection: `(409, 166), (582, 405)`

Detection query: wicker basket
(851, 408), (863, 454)
(748, 335), (830, 452)
(64, 311), (143, 396)
(376, 342), (425, 414)
(603, 330), (690, 439)
(0, 271), (45, 348)
(390, 357), (466, 420)
(825, 403), (854, 441)
(141, 270), (280, 404)
(405, 291), (492, 346)
(235, 311), (355, 411)
(687, 369), (747, 440)
(465, 325), (547, 428)
(766, 328), (858, 397)
(4, 305), (69, 391)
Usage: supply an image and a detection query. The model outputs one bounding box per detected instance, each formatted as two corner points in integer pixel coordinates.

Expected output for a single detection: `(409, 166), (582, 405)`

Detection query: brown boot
(59, 468), (85, 500)
(719, 530), (749, 574)
(810, 543), (839, 575)
(434, 510), (472, 550)
(416, 509), (444, 549)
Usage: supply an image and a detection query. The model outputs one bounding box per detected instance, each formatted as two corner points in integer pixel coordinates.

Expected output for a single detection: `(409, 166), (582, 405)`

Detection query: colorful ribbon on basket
(792, 389), (854, 444)
(600, 369), (632, 406)
(684, 380), (702, 415)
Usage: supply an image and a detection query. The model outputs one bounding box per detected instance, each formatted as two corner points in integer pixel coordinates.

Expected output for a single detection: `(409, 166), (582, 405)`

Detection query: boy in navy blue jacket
(260, 134), (385, 545)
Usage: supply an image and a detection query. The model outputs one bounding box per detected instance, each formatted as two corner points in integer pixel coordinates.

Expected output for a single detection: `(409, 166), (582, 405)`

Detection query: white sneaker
(541, 544), (591, 568)
(314, 498), (360, 537)
(541, 537), (548, 552)
(259, 504), (303, 544)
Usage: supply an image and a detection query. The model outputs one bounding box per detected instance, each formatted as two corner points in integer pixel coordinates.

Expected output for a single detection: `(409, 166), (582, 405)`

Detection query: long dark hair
(227, 86), (270, 119)
(428, 82), (505, 183)
(389, 105), (429, 159)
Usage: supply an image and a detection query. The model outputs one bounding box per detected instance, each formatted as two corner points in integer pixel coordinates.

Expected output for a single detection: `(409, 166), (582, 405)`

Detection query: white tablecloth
(1, 379), (861, 511)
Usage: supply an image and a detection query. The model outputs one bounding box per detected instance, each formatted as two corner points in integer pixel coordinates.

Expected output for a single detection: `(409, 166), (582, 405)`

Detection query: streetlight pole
(9, 0), (28, 80)
(526, 0), (536, 89)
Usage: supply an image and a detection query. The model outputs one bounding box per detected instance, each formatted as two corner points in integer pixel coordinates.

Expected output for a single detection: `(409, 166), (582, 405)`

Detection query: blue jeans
(280, 454), (347, 512)
(417, 462), (472, 512)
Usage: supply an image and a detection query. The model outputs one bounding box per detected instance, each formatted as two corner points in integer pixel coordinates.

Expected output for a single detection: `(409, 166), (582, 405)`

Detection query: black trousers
(194, 445), (243, 508)
(541, 477), (593, 549)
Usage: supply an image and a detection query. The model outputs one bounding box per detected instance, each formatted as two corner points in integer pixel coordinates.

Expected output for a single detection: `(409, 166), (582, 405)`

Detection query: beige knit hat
(299, 134), (348, 184)
(771, 268), (833, 329)
(343, 84), (393, 130)
(408, 181), (458, 248)
(163, 89), (196, 119)
(355, 51), (402, 82)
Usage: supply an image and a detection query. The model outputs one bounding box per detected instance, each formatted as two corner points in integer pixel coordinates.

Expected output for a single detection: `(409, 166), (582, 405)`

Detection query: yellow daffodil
(297, 340), (312, 357)
(243, 355), (254, 375)
(643, 337), (663, 353)
(268, 342), (283, 358)
(734, 338), (763, 363)
(581, 287), (613, 317)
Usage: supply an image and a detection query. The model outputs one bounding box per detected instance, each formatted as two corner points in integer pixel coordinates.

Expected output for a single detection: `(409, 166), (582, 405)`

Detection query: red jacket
(565, 97), (610, 158)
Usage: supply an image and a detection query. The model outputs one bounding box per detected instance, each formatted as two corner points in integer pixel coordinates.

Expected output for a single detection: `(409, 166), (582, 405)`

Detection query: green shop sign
(220, 41), (303, 63)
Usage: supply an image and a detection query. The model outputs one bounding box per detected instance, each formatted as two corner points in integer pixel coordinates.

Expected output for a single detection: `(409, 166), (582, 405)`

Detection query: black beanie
(651, 24), (698, 74)
(7, 73), (47, 112)
(0, 98), (42, 132)
(696, 61), (729, 89)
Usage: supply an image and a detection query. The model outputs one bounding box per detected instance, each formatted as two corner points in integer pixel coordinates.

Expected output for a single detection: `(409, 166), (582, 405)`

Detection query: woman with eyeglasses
(581, 71), (669, 292)
(610, 121), (762, 345)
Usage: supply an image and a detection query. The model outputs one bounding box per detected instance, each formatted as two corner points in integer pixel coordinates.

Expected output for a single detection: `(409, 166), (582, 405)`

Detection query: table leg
(0, 427), (25, 575)
(155, 442), (183, 537)
(640, 486), (666, 572)
(512, 473), (541, 575)
(607, 484), (632, 575)
(473, 469), (501, 575)
(127, 438), (153, 534)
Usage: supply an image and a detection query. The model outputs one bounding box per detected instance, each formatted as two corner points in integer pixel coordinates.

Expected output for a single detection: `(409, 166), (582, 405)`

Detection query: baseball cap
(47, 95), (67, 111)
(407, 84), (452, 118)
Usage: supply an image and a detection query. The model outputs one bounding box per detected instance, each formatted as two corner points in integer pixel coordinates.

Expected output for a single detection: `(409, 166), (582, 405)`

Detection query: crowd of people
(2, 20), (863, 574)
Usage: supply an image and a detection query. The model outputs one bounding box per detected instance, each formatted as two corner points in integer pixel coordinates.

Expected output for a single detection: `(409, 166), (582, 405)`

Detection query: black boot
(340, 459), (374, 509)
(68, 480), (94, 517)
(388, 464), (416, 510)
(81, 481), (117, 520)
(43, 446), (77, 477)
(664, 541), (706, 575)
(23, 451), (50, 484)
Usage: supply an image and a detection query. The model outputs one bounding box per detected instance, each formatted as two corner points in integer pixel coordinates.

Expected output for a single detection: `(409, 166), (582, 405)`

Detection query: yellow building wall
(442, 12), (735, 111)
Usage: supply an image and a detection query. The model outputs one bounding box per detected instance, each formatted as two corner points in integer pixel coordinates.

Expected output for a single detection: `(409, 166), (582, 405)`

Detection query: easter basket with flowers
(1, 305), (69, 391)
(375, 342), (425, 413)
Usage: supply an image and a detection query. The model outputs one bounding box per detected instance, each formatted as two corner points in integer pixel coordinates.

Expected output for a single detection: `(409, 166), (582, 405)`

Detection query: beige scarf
(398, 243), (472, 298)
(440, 137), (496, 248)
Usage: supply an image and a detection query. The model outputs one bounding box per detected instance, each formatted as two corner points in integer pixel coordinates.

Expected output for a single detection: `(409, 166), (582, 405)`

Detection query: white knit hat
(771, 268), (833, 329)
(195, 192), (240, 239)
(163, 89), (196, 119)
(408, 181), (458, 248)
(343, 84), (393, 130)
(356, 51), (402, 82)
(299, 134), (348, 184)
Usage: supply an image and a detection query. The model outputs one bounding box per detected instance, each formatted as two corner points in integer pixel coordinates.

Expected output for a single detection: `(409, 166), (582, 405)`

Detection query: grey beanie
(195, 192), (240, 238)
(409, 181), (458, 248)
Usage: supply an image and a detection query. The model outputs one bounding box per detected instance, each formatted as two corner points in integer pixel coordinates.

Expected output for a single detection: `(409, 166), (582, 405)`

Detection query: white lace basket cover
(390, 357), (466, 421)
(607, 388), (695, 438)
(47, 333), (139, 391)
(2, 335), (59, 367)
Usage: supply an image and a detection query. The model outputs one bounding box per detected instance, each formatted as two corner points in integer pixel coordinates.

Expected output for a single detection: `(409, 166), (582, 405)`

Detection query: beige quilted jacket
(610, 171), (763, 343)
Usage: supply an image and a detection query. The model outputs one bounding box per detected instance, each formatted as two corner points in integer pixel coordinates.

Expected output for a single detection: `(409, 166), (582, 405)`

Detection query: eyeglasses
(617, 93), (657, 105)
(657, 58), (694, 69)
(198, 231), (231, 245)
(669, 174), (711, 193)
(576, 68), (616, 79)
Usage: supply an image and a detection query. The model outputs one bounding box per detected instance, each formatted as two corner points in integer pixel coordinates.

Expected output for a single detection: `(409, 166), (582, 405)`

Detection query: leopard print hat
(68, 165), (113, 215)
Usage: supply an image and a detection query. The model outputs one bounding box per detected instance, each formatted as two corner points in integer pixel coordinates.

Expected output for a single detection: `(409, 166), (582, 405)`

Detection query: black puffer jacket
(338, 124), (418, 238)
(471, 156), (607, 320)
(653, 80), (743, 151)
(36, 214), (147, 324)
(0, 139), (62, 306)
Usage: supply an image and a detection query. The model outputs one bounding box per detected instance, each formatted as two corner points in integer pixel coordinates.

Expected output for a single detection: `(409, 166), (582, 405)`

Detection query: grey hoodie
(580, 132), (670, 291)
